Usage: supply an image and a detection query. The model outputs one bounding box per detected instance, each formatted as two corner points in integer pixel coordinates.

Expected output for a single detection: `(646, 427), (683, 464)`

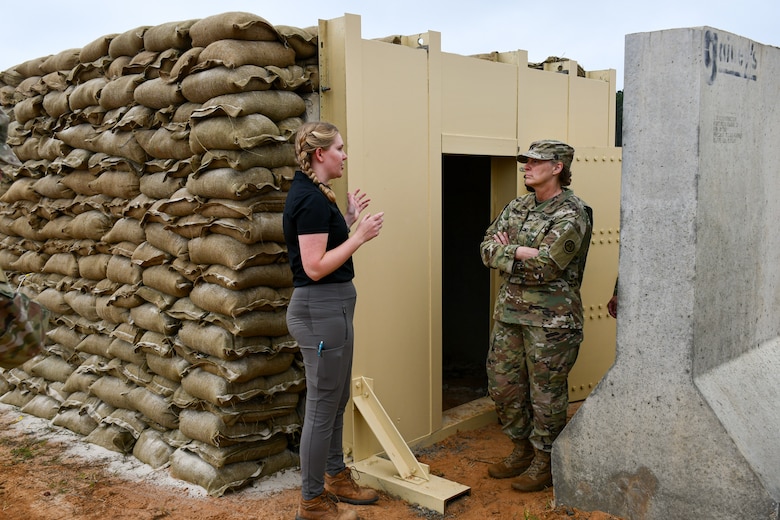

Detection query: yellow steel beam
(350, 376), (470, 514)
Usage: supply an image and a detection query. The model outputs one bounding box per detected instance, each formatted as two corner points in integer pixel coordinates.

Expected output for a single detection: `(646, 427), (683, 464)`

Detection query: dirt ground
(0, 404), (622, 520)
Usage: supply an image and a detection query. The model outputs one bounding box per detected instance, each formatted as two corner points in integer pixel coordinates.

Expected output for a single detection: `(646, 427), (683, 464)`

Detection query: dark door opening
(441, 154), (492, 410)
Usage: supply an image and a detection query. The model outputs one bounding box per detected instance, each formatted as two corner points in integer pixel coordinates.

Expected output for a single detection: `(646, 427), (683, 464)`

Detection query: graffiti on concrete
(704, 30), (758, 85)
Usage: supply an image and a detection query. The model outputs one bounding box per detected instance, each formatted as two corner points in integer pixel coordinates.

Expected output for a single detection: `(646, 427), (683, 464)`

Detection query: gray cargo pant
(286, 281), (356, 500)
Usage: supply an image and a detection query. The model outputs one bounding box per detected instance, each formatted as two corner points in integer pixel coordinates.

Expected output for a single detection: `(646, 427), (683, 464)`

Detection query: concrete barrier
(554, 27), (780, 519)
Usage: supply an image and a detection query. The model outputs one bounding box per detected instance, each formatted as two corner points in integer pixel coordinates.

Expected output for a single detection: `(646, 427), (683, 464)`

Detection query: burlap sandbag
(134, 77), (186, 110)
(46, 325), (84, 352)
(197, 143), (296, 171)
(89, 170), (141, 199)
(99, 74), (145, 110)
(115, 105), (156, 130)
(136, 330), (174, 358)
(176, 321), (280, 360)
(176, 344), (295, 383)
(198, 392), (299, 427)
(203, 309), (289, 338)
(21, 394), (61, 420)
(39, 48), (81, 74)
(31, 174), (74, 199)
(28, 355), (75, 383)
(164, 214), (210, 240)
(52, 406), (99, 436)
(93, 130), (149, 164)
(106, 256), (143, 286)
(194, 90), (306, 122)
(101, 217), (145, 244)
(180, 65), (273, 104)
(189, 234), (285, 270)
(106, 338), (145, 366)
(136, 286), (178, 311)
(78, 253), (111, 280)
(60, 170), (100, 196)
(9, 214), (45, 240)
(170, 448), (298, 497)
(127, 386), (179, 430)
(65, 210), (115, 240)
(178, 408), (301, 447)
(131, 241), (172, 267)
(135, 128), (192, 161)
(68, 77), (107, 111)
(155, 186), (201, 216)
(189, 283), (288, 317)
(80, 34), (116, 63)
(129, 302), (180, 335)
(188, 12), (279, 47)
(266, 65), (317, 91)
(35, 284), (70, 313)
(108, 26), (149, 58)
(181, 434), (287, 468)
(146, 351), (189, 382)
(12, 95), (44, 124)
(9, 251), (48, 275)
(42, 88), (73, 118)
(64, 291), (100, 321)
(42, 252), (80, 277)
(144, 19), (198, 51)
(133, 429), (175, 469)
(189, 114), (283, 153)
(40, 215), (73, 240)
(205, 213), (285, 245)
(74, 333), (113, 357)
(201, 263), (292, 291)
(160, 47), (203, 84)
(90, 375), (137, 410)
(196, 40), (295, 70)
(144, 222), (189, 260)
(186, 166), (277, 200)
(141, 264), (193, 298)
(37, 136), (72, 162)
(95, 295), (131, 324)
(277, 25), (318, 58)
(0, 178), (39, 203)
(84, 422), (137, 455)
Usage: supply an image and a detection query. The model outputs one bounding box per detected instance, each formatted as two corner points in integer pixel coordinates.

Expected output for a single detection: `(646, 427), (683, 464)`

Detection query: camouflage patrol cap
(0, 109), (21, 168)
(517, 140), (574, 170)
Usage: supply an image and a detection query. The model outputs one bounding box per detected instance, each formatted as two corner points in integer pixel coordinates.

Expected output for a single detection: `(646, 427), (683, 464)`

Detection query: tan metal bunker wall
(316, 14), (621, 460)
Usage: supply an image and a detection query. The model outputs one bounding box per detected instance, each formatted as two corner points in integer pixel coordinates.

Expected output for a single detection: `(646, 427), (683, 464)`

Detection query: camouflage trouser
(486, 320), (582, 451)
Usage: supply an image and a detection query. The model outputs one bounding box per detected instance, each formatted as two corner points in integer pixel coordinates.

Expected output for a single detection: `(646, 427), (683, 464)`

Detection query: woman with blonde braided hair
(283, 121), (384, 520)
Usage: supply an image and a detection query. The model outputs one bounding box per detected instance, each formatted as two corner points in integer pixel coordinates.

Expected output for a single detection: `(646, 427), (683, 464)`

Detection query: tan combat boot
(324, 467), (379, 505)
(296, 490), (358, 520)
(488, 438), (534, 479)
(511, 448), (552, 492)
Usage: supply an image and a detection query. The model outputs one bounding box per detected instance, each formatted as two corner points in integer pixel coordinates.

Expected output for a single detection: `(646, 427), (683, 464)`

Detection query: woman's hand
(345, 189), (370, 228)
(354, 211), (384, 244)
(493, 232), (539, 260)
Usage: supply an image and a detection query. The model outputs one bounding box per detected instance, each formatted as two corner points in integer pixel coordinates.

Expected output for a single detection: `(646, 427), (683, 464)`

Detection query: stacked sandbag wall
(0, 12), (320, 496)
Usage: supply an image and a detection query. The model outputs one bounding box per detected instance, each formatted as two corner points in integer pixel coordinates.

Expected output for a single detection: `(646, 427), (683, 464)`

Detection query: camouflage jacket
(479, 189), (592, 328)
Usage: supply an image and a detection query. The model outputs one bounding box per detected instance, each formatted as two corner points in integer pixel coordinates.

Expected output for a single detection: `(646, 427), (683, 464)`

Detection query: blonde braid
(295, 122), (338, 203)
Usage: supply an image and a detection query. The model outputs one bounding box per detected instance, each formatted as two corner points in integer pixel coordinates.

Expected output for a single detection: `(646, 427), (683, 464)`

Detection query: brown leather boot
(511, 448), (552, 492)
(488, 438), (534, 479)
(324, 467), (379, 505)
(296, 490), (358, 520)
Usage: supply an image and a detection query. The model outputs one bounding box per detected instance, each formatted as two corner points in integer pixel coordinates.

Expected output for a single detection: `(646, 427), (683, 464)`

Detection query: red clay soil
(0, 406), (622, 520)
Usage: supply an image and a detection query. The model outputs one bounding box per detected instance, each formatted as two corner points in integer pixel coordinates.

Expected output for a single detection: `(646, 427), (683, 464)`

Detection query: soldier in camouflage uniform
(479, 140), (592, 492)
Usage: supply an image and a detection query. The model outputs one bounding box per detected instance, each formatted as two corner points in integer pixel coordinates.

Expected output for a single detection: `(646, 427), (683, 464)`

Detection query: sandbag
(188, 12), (279, 47)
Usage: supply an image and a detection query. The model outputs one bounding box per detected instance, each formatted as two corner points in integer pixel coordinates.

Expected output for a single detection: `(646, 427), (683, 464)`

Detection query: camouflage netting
(0, 11), (321, 496)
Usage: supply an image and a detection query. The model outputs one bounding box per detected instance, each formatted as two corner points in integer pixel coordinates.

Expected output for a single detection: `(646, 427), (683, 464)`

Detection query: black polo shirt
(283, 171), (354, 287)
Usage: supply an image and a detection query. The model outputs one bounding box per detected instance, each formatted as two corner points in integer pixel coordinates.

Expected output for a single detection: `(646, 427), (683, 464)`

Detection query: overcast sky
(1, 0), (776, 90)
